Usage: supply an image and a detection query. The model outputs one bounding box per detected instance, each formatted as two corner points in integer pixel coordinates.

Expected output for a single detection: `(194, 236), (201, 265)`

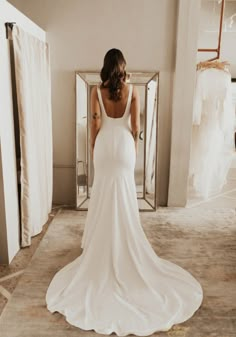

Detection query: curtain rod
(198, 0), (225, 61)
(5, 22), (16, 39)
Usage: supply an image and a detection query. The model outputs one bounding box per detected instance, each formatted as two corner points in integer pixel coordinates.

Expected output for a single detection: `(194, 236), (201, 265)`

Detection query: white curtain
(12, 25), (53, 247)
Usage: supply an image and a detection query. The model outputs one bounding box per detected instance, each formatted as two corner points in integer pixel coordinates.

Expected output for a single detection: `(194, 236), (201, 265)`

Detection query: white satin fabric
(190, 68), (235, 199)
(46, 84), (203, 336)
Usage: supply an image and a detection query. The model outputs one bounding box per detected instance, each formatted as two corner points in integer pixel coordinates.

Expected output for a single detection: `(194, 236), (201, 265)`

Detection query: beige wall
(8, 0), (178, 206)
(168, 0), (201, 206)
(4, 0), (234, 210)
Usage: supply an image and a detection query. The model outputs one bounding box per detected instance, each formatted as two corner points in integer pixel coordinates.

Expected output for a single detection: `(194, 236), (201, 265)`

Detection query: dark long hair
(100, 48), (127, 101)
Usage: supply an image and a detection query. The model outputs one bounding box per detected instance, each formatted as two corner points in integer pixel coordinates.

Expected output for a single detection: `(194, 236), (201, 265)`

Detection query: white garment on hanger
(190, 68), (235, 198)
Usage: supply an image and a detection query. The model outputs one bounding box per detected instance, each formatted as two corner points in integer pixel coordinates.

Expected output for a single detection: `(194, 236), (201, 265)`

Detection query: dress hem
(46, 293), (203, 337)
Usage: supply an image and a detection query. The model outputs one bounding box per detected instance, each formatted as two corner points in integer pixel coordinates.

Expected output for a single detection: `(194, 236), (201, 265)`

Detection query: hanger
(196, 59), (230, 72)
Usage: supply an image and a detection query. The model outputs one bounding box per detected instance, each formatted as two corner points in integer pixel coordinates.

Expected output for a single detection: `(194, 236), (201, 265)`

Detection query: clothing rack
(5, 22), (16, 39)
(198, 0), (225, 61)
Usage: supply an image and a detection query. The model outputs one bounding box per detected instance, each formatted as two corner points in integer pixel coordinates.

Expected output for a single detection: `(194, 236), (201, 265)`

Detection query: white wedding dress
(46, 84), (203, 336)
(189, 68), (235, 198)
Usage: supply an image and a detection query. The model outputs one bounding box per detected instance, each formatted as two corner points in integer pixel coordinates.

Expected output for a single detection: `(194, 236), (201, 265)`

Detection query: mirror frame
(75, 70), (159, 211)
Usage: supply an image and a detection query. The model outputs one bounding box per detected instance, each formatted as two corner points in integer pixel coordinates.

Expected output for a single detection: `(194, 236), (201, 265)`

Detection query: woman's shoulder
(91, 85), (99, 100)
(124, 82), (138, 94)
(92, 83), (105, 93)
(131, 84), (139, 101)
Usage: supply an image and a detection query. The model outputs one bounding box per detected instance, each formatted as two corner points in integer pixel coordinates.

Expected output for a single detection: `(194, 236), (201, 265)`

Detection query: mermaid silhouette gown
(46, 84), (203, 336)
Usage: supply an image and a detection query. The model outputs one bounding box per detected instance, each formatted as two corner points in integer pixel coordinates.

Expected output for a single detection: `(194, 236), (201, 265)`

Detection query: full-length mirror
(76, 71), (159, 211)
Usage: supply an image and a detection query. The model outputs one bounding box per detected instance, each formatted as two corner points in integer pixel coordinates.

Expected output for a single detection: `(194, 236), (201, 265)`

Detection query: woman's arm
(130, 85), (140, 155)
(90, 86), (101, 158)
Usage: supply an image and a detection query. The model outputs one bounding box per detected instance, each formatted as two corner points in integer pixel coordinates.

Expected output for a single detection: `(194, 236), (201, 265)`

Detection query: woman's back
(94, 83), (135, 176)
(99, 82), (131, 119)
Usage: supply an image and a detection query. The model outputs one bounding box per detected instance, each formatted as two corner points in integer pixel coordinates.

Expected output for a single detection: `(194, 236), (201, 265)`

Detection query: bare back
(99, 83), (131, 119)
(90, 81), (140, 155)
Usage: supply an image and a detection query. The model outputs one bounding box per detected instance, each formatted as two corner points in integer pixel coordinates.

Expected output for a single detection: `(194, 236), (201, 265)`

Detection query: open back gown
(46, 83), (203, 336)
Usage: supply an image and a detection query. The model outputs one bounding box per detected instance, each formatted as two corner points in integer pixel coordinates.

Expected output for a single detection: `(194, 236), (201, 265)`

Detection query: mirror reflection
(76, 71), (159, 211)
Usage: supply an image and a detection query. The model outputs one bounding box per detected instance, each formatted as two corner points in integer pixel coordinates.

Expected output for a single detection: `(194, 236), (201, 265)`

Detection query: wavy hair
(100, 48), (127, 101)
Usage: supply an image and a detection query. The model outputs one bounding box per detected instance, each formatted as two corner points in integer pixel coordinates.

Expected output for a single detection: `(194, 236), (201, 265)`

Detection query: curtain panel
(12, 25), (53, 247)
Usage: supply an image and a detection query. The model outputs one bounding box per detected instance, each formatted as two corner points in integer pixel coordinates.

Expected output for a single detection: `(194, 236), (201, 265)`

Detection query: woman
(46, 49), (203, 336)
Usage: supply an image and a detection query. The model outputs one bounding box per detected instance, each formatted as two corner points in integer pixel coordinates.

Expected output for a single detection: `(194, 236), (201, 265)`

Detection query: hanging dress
(189, 68), (235, 198)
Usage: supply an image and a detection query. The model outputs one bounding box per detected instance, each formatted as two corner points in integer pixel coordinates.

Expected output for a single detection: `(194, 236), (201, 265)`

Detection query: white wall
(0, 0), (46, 264)
(8, 0), (178, 206)
(168, 0), (201, 206)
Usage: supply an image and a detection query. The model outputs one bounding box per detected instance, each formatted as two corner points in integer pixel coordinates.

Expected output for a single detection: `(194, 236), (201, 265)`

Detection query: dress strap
(124, 84), (133, 116)
(97, 85), (106, 117)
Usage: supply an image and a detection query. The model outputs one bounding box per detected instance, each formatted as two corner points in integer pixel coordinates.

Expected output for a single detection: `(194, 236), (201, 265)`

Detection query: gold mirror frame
(75, 71), (159, 211)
